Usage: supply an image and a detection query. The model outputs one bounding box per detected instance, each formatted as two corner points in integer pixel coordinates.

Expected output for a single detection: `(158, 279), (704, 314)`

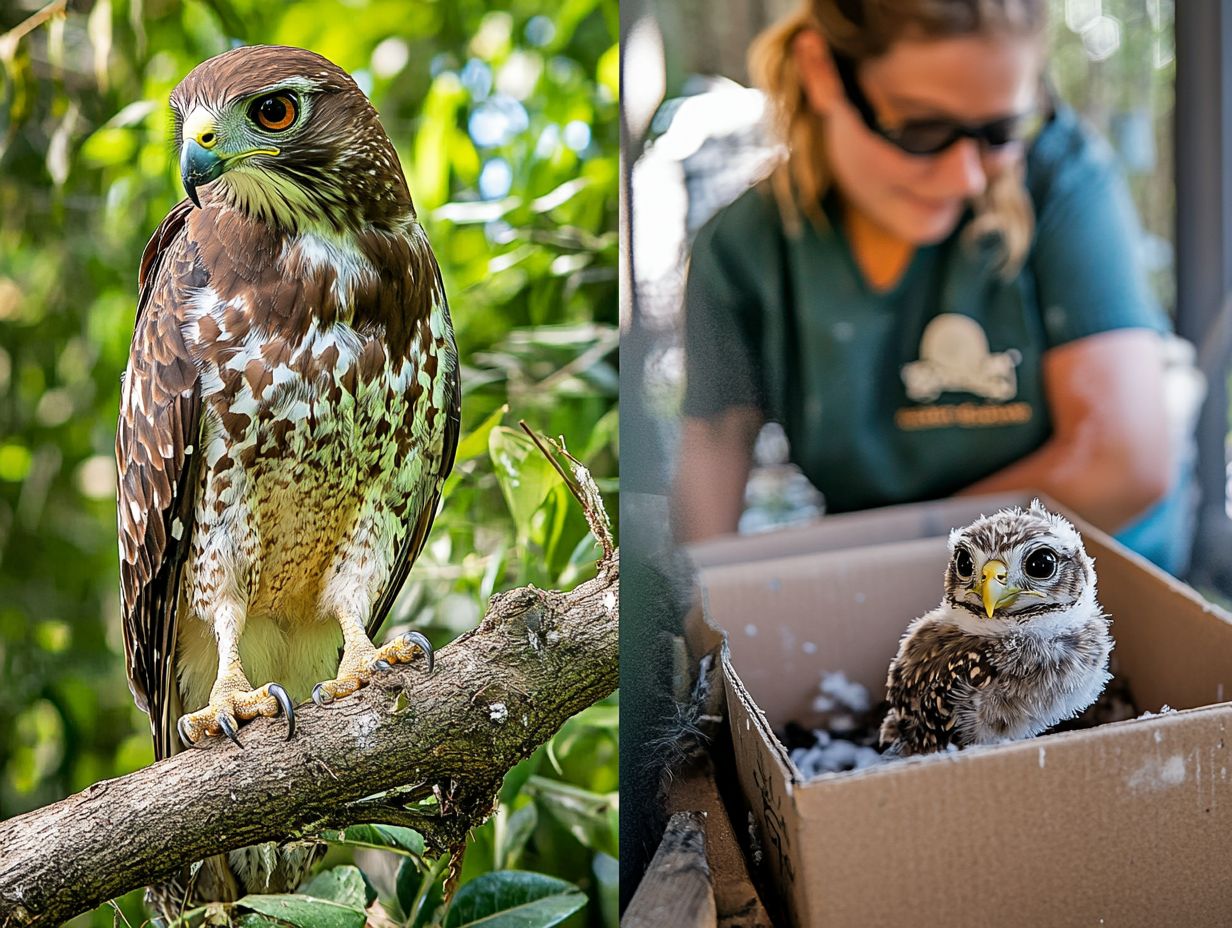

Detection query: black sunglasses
(831, 49), (1045, 156)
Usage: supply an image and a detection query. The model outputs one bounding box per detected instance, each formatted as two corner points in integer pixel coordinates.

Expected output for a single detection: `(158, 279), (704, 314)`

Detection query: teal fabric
(683, 104), (1186, 572)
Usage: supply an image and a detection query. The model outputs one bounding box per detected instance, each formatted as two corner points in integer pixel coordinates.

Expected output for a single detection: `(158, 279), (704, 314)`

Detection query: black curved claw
(217, 712), (243, 749)
(373, 659), (393, 673)
(406, 631), (435, 674)
(312, 682), (334, 707)
(268, 683), (295, 740)
(177, 715), (197, 750)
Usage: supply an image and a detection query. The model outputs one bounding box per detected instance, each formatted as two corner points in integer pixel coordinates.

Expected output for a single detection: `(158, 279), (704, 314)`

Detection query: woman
(673, 0), (1184, 571)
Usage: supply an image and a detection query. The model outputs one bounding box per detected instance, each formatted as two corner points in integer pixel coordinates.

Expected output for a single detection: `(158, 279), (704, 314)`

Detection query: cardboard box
(688, 491), (1031, 571)
(690, 494), (1232, 927)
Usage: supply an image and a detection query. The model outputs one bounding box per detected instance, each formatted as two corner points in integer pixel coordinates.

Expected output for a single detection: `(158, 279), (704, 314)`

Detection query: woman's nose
(934, 137), (988, 199)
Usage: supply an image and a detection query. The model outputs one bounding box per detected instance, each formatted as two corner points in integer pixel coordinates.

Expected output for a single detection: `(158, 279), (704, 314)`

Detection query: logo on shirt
(900, 314), (1021, 402)
(895, 314), (1032, 431)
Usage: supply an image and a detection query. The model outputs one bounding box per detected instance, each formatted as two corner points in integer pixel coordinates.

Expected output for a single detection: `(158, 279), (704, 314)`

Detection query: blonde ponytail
(749, 7), (828, 237)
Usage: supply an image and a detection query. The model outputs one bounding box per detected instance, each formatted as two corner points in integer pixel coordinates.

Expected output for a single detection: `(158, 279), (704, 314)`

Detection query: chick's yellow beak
(979, 560), (1017, 618)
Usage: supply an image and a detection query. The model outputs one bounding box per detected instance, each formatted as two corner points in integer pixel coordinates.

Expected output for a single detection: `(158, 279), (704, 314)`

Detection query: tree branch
(0, 555), (618, 928)
(0, 0), (67, 49)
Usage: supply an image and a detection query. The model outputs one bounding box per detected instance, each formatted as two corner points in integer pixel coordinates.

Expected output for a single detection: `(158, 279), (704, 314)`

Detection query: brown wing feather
(367, 351), (461, 639)
(118, 199), (204, 760)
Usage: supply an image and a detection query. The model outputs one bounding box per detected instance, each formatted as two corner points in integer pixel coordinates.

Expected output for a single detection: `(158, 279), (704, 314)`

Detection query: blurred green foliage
(0, 0), (617, 925)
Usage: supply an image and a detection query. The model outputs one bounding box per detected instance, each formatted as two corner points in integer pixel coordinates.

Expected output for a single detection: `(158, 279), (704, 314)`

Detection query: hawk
(879, 502), (1112, 757)
(116, 45), (459, 909)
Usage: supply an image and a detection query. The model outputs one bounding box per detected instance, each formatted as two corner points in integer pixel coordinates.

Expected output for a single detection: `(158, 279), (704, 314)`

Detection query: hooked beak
(180, 138), (225, 208)
(978, 559), (1019, 618)
(178, 108), (279, 208)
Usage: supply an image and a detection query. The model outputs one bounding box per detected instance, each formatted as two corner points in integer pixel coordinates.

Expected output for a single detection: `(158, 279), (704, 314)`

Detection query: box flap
(688, 492), (1033, 571)
(1081, 532), (1231, 711)
(705, 536), (949, 726)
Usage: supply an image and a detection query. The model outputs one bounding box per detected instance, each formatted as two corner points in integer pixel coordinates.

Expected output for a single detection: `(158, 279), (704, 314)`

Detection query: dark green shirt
(684, 105), (1185, 571)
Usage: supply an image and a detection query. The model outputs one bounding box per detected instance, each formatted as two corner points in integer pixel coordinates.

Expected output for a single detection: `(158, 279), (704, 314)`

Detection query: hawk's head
(170, 45), (411, 232)
(943, 500), (1097, 623)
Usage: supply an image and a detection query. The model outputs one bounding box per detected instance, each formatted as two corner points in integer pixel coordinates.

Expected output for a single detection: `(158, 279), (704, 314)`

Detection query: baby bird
(879, 501), (1112, 757)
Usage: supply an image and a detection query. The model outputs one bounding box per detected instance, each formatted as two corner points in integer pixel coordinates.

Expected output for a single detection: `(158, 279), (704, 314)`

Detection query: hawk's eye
(250, 93), (298, 132)
(1024, 547), (1058, 580)
(953, 547), (975, 581)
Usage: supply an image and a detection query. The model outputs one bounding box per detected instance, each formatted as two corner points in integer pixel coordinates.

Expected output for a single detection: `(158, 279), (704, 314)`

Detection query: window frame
(1175, 2), (1232, 588)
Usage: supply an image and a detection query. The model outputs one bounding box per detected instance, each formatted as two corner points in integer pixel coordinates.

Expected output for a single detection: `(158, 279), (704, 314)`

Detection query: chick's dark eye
(954, 547), (974, 580)
(1024, 547), (1058, 580)
(250, 93), (297, 131)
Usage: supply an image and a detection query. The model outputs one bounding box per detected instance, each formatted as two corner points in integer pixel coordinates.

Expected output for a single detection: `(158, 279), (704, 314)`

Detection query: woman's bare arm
(671, 407), (764, 543)
(959, 328), (1173, 532)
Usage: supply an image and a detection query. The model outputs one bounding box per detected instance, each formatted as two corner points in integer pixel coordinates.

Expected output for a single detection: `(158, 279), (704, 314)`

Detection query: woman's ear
(793, 28), (840, 115)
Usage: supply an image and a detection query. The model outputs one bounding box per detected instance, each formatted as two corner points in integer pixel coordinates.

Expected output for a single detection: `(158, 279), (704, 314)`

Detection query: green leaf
(235, 916), (285, 928)
(499, 750), (543, 806)
(80, 127), (138, 167)
(300, 866), (368, 910)
(597, 44), (619, 99)
(567, 701), (619, 732)
(396, 857), (422, 921)
(165, 904), (210, 928)
(237, 894), (365, 928)
(358, 870), (379, 909)
(479, 541), (509, 601)
(444, 872), (586, 928)
(320, 823), (425, 857)
(398, 856), (447, 928)
(412, 72), (469, 209)
(533, 484), (570, 565)
(593, 852), (619, 928)
(527, 777), (618, 858)
(455, 403), (508, 463)
(544, 0), (601, 52)
(488, 428), (563, 542)
(496, 803), (538, 869)
(580, 407), (619, 462)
